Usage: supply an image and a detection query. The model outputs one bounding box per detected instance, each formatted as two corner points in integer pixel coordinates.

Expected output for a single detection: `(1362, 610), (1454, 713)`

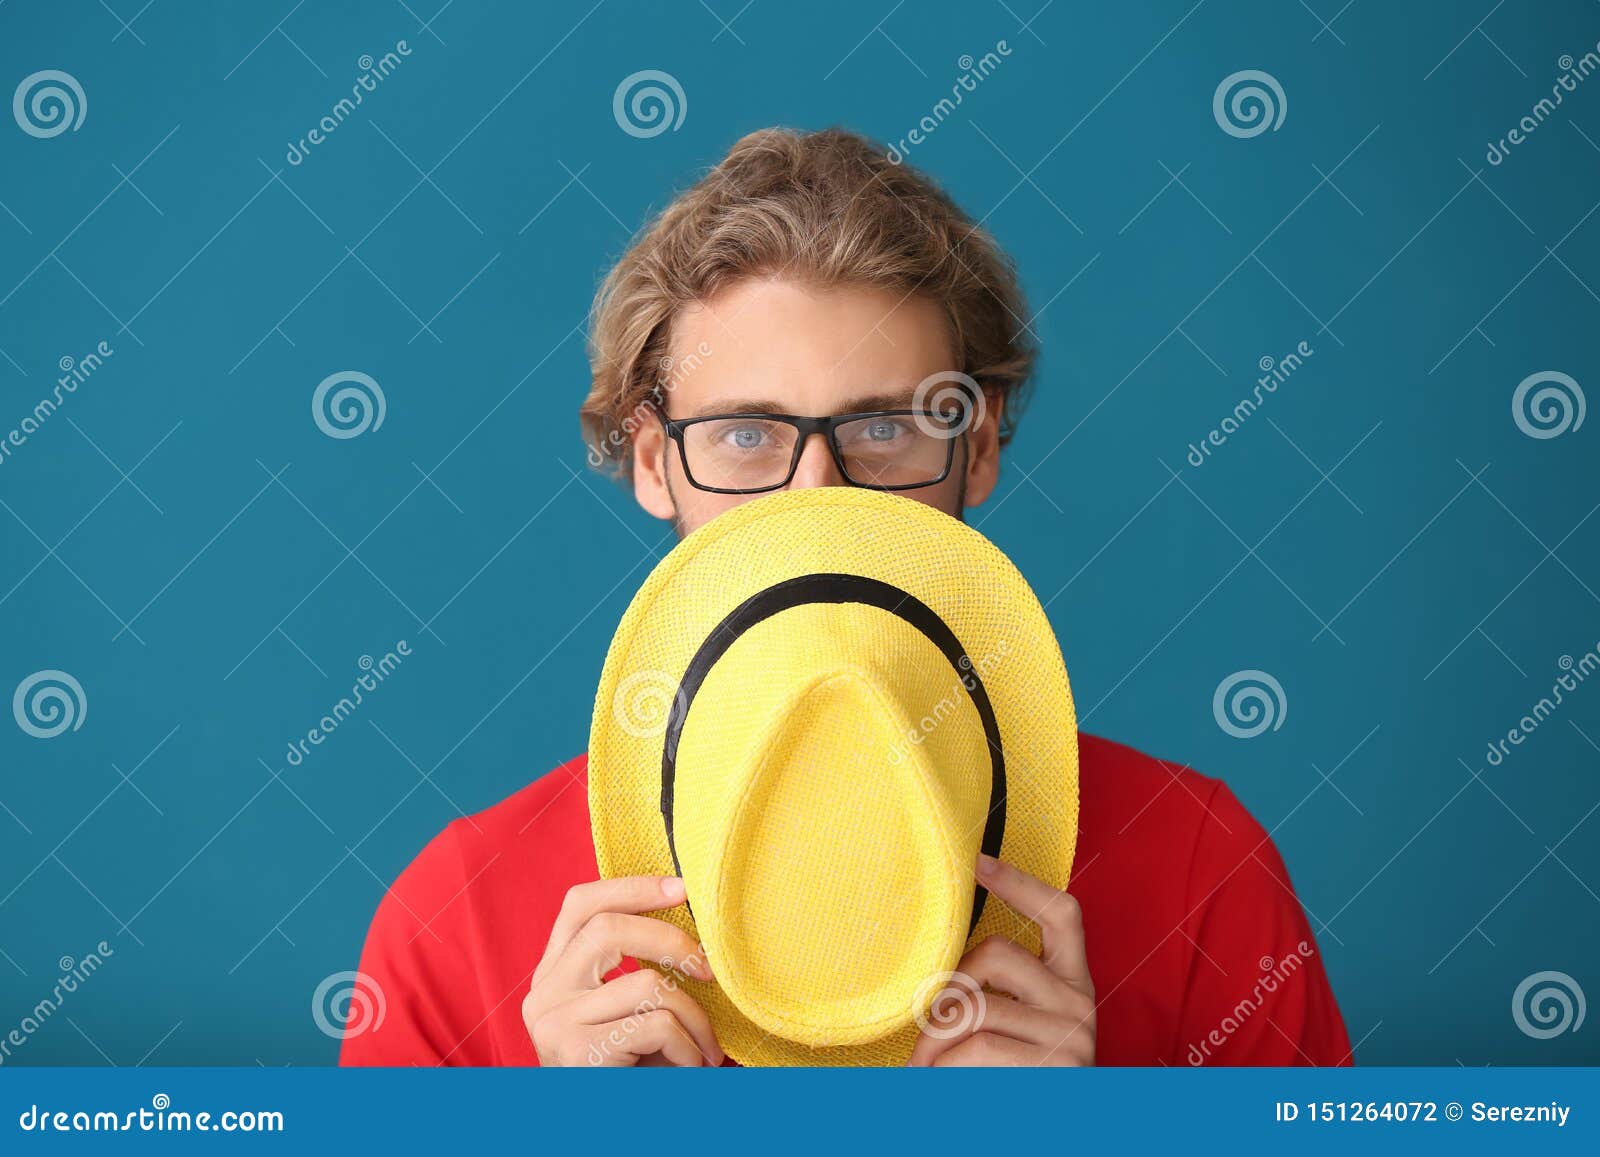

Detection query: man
(343, 127), (1350, 1067)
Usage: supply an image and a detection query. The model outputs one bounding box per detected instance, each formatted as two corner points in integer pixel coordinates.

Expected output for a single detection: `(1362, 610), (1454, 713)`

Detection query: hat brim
(589, 487), (1078, 1067)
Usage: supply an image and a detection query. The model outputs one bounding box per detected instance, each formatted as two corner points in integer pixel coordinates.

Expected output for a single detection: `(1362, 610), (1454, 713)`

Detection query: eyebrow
(684, 389), (923, 419)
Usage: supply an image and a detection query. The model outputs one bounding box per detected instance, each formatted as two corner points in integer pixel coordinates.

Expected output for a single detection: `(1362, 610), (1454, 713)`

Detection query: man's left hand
(907, 853), (1096, 1067)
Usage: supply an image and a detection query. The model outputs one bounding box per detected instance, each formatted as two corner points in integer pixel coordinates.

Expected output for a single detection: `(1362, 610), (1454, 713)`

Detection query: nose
(787, 432), (847, 489)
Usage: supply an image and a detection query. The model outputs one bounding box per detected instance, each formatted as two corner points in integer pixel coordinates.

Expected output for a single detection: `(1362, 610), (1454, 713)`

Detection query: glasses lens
(681, 417), (801, 491)
(833, 413), (955, 489)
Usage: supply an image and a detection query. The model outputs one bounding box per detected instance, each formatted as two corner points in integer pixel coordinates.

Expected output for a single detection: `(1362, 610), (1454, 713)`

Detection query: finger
(568, 968), (724, 1065)
(930, 1031), (1036, 1067)
(977, 854), (1092, 990)
(551, 910), (711, 990)
(587, 1010), (707, 1067)
(542, 876), (687, 966)
(908, 989), (1042, 1066)
(954, 935), (1063, 1006)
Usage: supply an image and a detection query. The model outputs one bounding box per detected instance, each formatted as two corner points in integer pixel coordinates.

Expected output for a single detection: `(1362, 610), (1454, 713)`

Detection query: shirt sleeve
(340, 820), (492, 1066)
(1171, 781), (1353, 1066)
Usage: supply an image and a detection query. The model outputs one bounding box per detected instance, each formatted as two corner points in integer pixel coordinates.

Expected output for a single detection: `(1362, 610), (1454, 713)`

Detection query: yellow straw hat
(589, 487), (1078, 1066)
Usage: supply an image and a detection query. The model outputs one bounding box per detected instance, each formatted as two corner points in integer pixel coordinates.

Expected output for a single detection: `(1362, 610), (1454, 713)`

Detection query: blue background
(1, 0), (1597, 1066)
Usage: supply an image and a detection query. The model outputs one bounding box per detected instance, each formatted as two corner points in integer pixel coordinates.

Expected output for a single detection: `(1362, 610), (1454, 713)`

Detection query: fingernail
(687, 949), (714, 981)
(976, 853), (998, 880)
(662, 877), (686, 902)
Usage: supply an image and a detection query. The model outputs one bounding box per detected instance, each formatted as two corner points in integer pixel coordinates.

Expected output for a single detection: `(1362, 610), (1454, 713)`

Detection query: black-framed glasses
(656, 406), (967, 494)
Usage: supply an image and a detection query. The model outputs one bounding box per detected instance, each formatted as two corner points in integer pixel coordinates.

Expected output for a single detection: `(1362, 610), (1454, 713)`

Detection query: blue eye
(843, 418), (912, 447)
(722, 425), (768, 450)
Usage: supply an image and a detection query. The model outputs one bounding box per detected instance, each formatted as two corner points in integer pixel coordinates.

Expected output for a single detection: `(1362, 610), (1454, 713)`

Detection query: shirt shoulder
(1079, 731), (1307, 917)
(1073, 731), (1239, 912)
(448, 753), (593, 872)
(1078, 730), (1230, 834)
(381, 752), (594, 927)
(1073, 732), (1351, 1066)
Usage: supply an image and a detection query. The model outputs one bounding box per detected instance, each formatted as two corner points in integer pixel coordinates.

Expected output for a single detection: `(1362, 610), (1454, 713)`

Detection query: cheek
(673, 488), (749, 535)
(899, 474), (966, 520)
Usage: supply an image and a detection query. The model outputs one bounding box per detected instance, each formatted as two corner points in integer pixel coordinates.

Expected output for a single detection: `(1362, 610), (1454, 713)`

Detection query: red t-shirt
(341, 734), (1351, 1066)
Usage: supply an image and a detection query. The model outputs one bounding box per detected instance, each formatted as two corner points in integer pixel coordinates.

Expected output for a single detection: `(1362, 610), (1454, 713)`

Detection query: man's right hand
(521, 875), (724, 1067)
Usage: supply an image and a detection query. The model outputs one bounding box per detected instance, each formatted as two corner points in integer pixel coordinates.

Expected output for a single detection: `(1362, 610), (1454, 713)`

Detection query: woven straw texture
(589, 488), (1078, 1066)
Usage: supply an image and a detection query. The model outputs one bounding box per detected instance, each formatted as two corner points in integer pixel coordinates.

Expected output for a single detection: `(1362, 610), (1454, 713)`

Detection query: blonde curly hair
(581, 126), (1036, 477)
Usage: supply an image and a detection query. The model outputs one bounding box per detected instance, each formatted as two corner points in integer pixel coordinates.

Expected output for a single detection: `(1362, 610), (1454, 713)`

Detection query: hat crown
(674, 608), (992, 1046)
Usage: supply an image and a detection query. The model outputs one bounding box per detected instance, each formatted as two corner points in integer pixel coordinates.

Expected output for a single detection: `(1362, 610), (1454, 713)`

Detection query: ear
(631, 418), (677, 521)
(961, 389), (1005, 507)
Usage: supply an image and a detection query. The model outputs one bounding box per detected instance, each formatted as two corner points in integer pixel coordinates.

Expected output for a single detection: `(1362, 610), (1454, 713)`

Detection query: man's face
(630, 278), (1004, 536)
